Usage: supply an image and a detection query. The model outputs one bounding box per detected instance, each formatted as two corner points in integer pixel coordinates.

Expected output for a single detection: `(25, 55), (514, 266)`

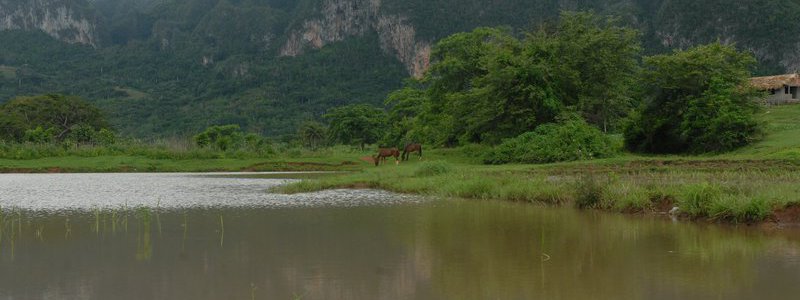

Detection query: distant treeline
(314, 12), (763, 162)
(0, 12), (764, 164)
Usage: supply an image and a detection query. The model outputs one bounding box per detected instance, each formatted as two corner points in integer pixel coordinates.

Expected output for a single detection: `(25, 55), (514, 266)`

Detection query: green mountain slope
(0, 0), (798, 137)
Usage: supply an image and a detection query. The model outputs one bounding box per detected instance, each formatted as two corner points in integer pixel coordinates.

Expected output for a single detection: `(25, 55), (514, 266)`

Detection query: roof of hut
(750, 73), (800, 90)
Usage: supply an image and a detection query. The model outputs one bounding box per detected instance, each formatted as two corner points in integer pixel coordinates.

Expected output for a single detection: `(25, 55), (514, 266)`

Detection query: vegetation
(484, 116), (618, 164)
(273, 103), (800, 224)
(2, 1), (799, 138)
(383, 13), (640, 147)
(624, 43), (763, 154)
(0, 5), (796, 225)
(324, 104), (387, 150)
(0, 94), (109, 143)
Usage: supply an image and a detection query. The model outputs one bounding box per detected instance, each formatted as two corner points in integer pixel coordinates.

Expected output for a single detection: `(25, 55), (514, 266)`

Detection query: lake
(0, 173), (799, 299)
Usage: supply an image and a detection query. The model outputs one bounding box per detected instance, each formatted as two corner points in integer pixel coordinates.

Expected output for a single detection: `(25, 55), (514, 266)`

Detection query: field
(1, 105), (799, 223)
(276, 104), (800, 224)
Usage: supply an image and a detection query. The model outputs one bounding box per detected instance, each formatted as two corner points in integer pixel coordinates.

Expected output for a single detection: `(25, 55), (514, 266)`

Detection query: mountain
(0, 0), (798, 138)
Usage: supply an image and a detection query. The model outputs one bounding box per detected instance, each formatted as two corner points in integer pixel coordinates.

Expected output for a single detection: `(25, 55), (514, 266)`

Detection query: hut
(750, 73), (800, 105)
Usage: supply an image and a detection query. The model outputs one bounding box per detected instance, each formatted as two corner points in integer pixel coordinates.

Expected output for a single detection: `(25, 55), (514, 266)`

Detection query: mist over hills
(1, 0), (797, 137)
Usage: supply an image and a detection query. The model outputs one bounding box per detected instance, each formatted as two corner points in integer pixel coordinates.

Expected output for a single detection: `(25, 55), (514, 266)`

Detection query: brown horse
(402, 143), (422, 161)
(374, 148), (401, 166)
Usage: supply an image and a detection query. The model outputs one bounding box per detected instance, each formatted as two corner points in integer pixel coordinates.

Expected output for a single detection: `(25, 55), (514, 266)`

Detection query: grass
(275, 105), (800, 224)
(0, 142), (373, 172)
(2, 105), (800, 223)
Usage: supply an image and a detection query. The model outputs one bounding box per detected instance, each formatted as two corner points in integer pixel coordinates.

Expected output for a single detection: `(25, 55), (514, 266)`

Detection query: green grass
(727, 104), (800, 159)
(0, 155), (369, 173)
(2, 104), (800, 223)
(275, 157), (800, 223)
(275, 104), (800, 223)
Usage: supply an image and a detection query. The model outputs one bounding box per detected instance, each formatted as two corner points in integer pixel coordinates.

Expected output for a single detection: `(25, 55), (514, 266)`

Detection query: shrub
(194, 125), (245, 151)
(23, 126), (56, 144)
(678, 183), (723, 217)
(575, 175), (604, 209)
(485, 117), (617, 164)
(623, 43), (761, 154)
(66, 124), (97, 144)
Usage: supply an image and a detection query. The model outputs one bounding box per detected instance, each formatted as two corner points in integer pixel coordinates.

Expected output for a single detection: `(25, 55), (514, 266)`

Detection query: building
(750, 73), (800, 105)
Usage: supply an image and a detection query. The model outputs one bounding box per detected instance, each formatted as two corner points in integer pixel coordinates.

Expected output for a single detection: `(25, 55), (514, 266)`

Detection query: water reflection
(0, 201), (799, 299)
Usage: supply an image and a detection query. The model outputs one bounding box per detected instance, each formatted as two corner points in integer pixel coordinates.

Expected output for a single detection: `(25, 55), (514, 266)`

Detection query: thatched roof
(750, 73), (800, 90)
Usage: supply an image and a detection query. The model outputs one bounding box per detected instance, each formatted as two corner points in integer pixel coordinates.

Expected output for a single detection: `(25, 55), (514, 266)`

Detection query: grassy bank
(274, 157), (800, 223)
(275, 105), (800, 224)
(2, 105), (800, 224)
(0, 144), (373, 172)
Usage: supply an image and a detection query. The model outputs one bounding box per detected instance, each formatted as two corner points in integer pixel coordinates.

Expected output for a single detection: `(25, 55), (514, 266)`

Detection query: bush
(574, 175), (604, 209)
(23, 126), (56, 144)
(678, 183), (723, 217)
(485, 117), (617, 164)
(194, 125), (246, 151)
(623, 43), (762, 154)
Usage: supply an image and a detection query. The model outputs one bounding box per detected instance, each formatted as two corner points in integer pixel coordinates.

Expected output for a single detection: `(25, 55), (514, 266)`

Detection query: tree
(0, 94), (109, 142)
(382, 81), (427, 146)
(297, 121), (327, 150)
(623, 42), (761, 153)
(194, 124), (244, 151)
(324, 104), (386, 150)
(393, 12), (642, 146)
(549, 12), (641, 132)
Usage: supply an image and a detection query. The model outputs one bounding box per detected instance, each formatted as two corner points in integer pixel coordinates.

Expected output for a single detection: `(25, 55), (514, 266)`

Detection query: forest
(0, 12), (764, 165)
(0, 0), (797, 138)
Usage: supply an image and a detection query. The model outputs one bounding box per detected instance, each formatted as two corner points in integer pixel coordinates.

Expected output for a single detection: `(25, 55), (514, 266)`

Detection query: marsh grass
(276, 160), (800, 223)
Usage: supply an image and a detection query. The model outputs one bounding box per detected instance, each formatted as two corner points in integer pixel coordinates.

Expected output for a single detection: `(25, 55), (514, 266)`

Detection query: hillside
(1, 0), (798, 138)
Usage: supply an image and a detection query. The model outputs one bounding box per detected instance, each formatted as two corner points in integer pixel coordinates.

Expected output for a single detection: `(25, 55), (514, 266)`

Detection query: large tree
(324, 104), (387, 150)
(392, 12), (642, 146)
(0, 94), (108, 142)
(623, 42), (762, 153)
(297, 121), (327, 150)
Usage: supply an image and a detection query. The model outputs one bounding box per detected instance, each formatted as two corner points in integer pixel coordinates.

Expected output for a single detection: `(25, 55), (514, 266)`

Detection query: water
(0, 173), (799, 299)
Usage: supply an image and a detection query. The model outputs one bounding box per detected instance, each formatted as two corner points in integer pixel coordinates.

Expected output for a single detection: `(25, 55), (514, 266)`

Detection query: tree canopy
(386, 12), (642, 147)
(0, 94), (109, 142)
(324, 104), (387, 149)
(623, 42), (762, 153)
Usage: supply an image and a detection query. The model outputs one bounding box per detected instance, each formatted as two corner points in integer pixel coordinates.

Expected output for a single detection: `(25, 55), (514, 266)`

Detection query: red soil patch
(770, 204), (800, 225)
(359, 156), (377, 163)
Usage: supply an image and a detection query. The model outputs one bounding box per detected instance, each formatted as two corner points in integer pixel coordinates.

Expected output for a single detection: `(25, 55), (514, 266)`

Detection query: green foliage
(0, 94), (109, 143)
(414, 161), (453, 177)
(624, 43), (762, 153)
(390, 12), (641, 146)
(575, 175), (604, 209)
(23, 126), (57, 144)
(95, 128), (117, 146)
(382, 82), (427, 146)
(679, 183), (723, 217)
(681, 78), (763, 152)
(324, 104), (387, 149)
(1, 1), (798, 139)
(297, 121), (327, 150)
(485, 117), (617, 164)
(194, 125), (247, 151)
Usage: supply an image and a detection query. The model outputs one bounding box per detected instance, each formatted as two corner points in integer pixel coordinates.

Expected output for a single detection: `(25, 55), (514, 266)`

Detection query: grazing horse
(402, 143), (423, 161)
(374, 148), (401, 166)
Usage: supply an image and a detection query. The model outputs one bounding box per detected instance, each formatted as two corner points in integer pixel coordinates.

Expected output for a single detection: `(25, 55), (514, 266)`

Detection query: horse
(402, 143), (423, 161)
(374, 147), (401, 166)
